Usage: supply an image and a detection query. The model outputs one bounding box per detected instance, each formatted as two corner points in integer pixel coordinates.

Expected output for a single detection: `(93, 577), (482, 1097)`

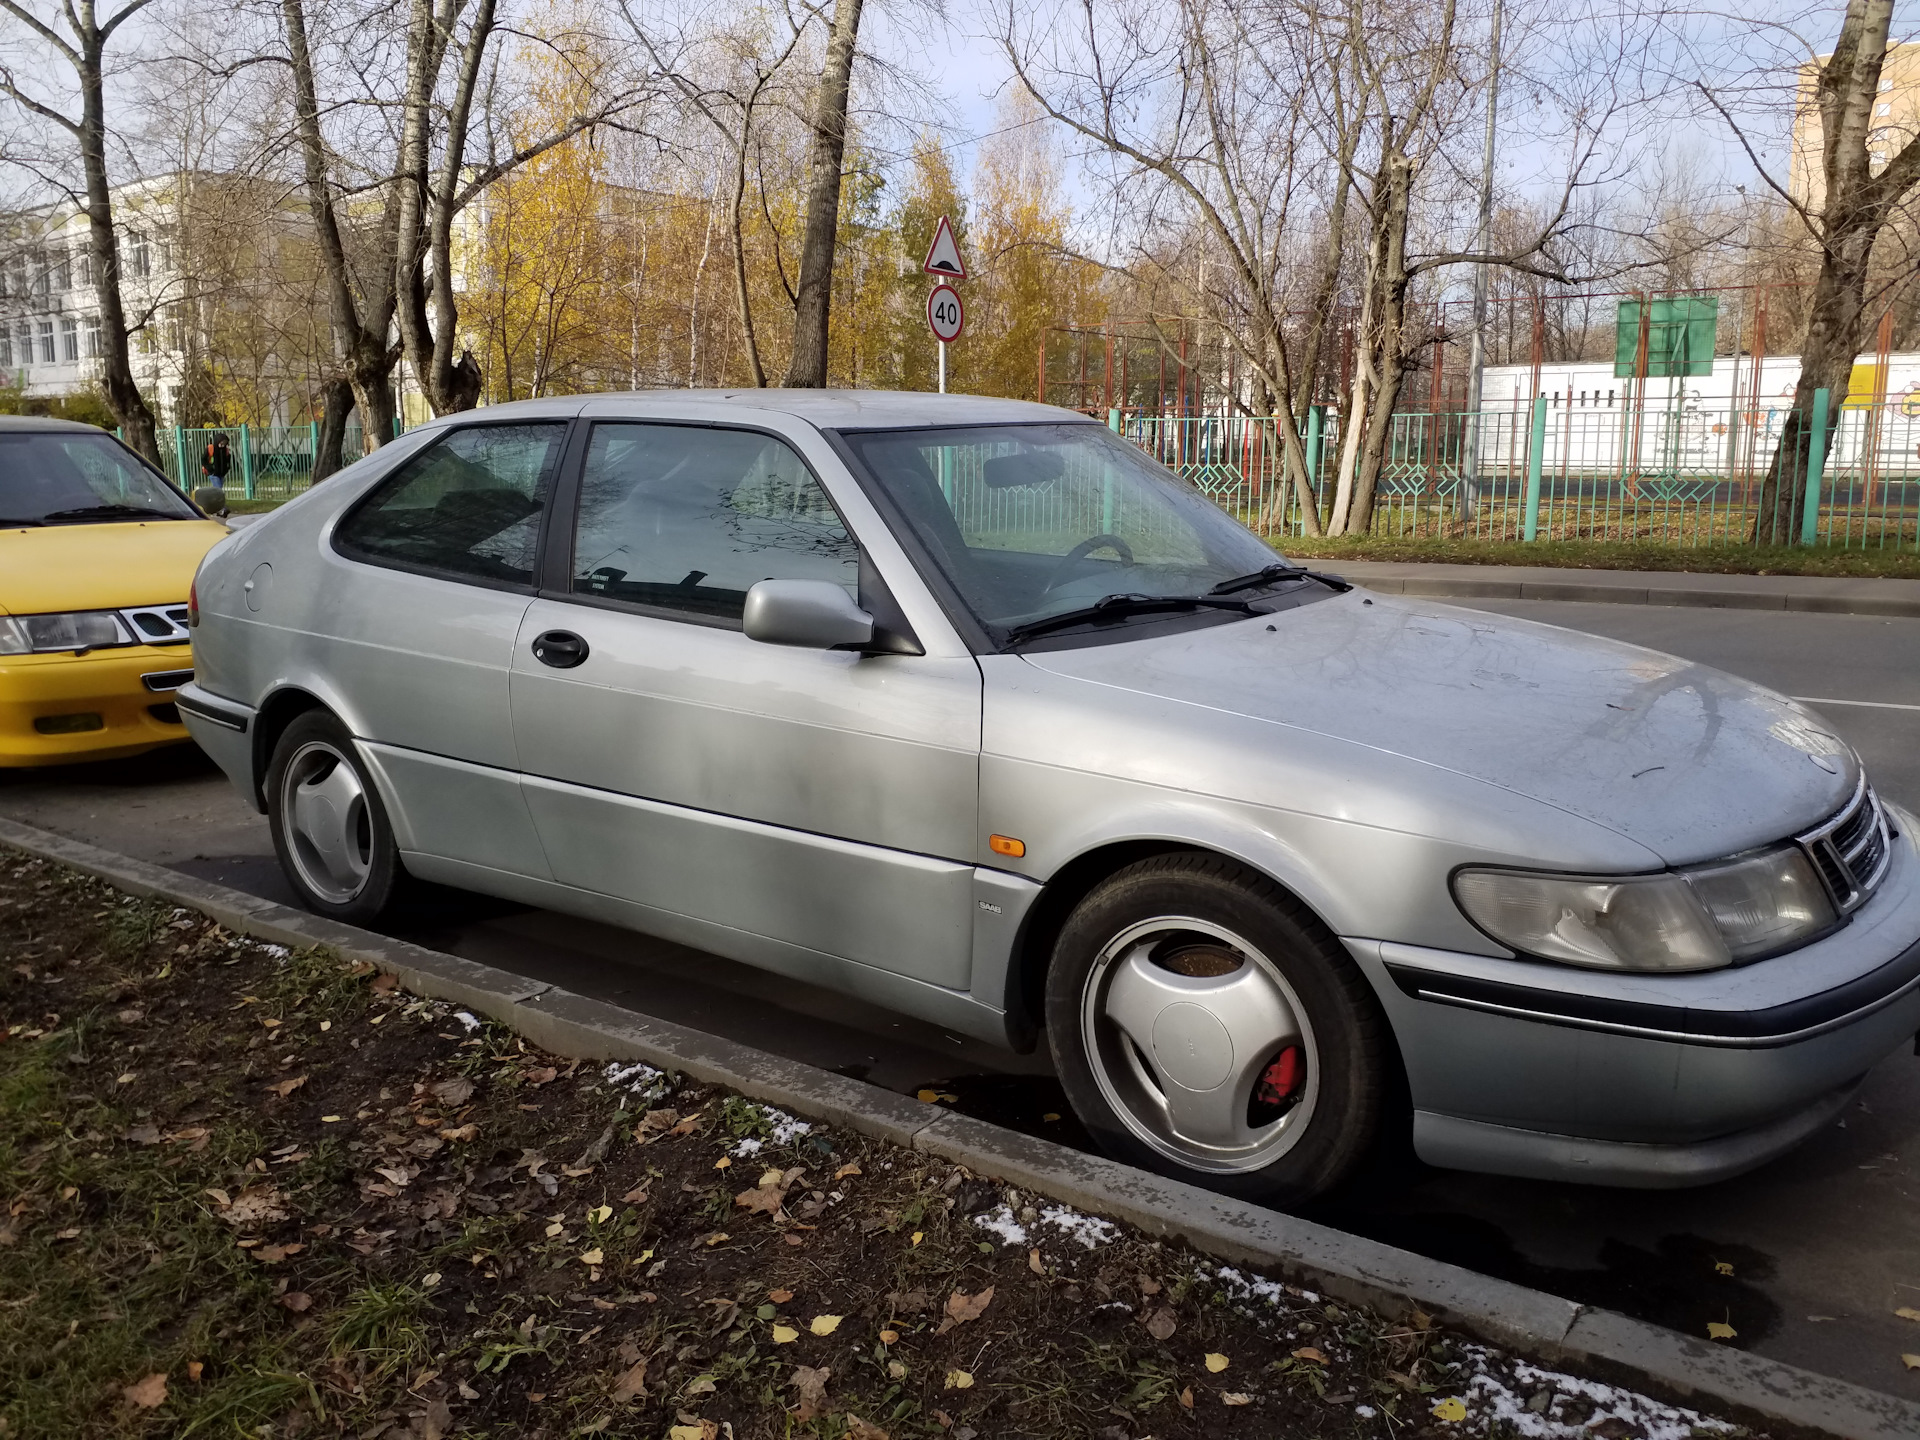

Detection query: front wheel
(1045, 853), (1391, 1206)
(267, 710), (410, 926)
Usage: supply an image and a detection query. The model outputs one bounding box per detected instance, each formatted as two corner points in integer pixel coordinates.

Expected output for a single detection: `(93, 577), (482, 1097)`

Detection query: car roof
(411, 389), (1098, 432)
(0, 415), (119, 434)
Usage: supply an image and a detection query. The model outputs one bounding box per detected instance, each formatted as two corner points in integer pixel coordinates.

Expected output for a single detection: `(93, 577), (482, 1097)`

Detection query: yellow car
(1, 417), (229, 766)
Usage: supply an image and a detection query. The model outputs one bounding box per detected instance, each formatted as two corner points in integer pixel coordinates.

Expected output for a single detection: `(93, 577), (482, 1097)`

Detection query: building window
(73, 246), (90, 287)
(59, 315), (78, 362)
(0, 329), (11, 367)
(50, 247), (70, 291)
(15, 323), (30, 370)
(124, 230), (150, 279)
(36, 319), (53, 363)
(83, 314), (101, 358)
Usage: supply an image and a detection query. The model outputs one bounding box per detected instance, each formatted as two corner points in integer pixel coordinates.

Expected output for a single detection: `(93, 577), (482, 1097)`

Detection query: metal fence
(1115, 389), (1920, 549)
(153, 422), (399, 500)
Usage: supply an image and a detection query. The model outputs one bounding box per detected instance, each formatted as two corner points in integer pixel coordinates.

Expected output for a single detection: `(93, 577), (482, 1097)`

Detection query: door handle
(531, 629), (590, 669)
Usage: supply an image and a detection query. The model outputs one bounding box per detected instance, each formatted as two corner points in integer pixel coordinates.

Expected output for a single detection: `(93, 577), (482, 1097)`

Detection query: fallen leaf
(1143, 1307), (1177, 1341)
(1904, 1354), (1920, 1370)
(1714, 1261), (1734, 1276)
(1432, 1396), (1468, 1422)
(684, 1376), (717, 1396)
(620, 1185), (650, 1204)
(123, 1373), (168, 1408)
(735, 1186), (784, 1216)
(525, 1066), (558, 1086)
(186, 1362), (203, 1383)
(879, 1329), (899, 1345)
(768, 1288), (794, 1304)
(789, 1364), (831, 1420)
(1222, 1393), (1253, 1407)
(1706, 1322), (1737, 1341)
(590, 1205), (613, 1223)
(1205, 1353), (1230, 1373)
(432, 1077), (474, 1106)
(1292, 1346), (1328, 1365)
(266, 1075), (307, 1099)
(911, 1231), (923, 1246)
(1138, 1274), (1162, 1296)
(546, 1221), (565, 1238)
(1178, 1386), (1193, 1410)
(437, 1124), (479, 1142)
(809, 1314), (843, 1336)
(370, 972), (399, 993)
(935, 1286), (994, 1335)
(580, 1248), (605, 1266)
(1897, 1307), (1920, 1323)
(123, 1124), (160, 1146)
(834, 1163), (862, 1180)
(771, 1325), (799, 1344)
(610, 1357), (648, 1402)
(1028, 1248), (1045, 1275)
(845, 1417), (890, 1440)
(667, 1425), (717, 1440)
(221, 1185), (289, 1229)
(278, 1292), (313, 1313)
(714, 1157), (732, 1170)
(944, 1369), (974, 1390)
(703, 1232), (729, 1247)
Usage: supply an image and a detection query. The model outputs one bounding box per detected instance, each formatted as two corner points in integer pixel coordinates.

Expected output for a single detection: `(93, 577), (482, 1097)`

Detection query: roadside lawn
(0, 851), (1763, 1440)
(1273, 536), (1920, 579)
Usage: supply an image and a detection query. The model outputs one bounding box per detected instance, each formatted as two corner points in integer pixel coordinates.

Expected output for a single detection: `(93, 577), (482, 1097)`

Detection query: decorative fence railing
(1114, 390), (1920, 549)
(152, 421), (403, 500)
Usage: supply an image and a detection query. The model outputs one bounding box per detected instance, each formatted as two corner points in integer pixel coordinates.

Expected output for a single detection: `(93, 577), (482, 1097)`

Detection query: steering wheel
(1042, 533), (1136, 593)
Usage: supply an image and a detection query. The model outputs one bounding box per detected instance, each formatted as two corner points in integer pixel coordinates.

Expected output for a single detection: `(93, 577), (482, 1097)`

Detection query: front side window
(335, 423), (565, 587)
(838, 422), (1284, 642)
(570, 423), (858, 623)
(0, 431), (196, 525)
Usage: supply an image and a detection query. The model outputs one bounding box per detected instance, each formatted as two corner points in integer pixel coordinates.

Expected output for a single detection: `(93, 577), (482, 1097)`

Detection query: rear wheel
(1045, 853), (1390, 1205)
(267, 710), (409, 925)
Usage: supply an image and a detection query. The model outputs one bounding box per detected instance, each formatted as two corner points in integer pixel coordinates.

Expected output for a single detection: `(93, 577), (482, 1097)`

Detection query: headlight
(0, 611), (133, 655)
(1454, 845), (1837, 972)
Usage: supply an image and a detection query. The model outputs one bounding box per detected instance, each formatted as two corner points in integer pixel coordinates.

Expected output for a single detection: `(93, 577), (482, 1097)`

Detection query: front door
(510, 420), (983, 989)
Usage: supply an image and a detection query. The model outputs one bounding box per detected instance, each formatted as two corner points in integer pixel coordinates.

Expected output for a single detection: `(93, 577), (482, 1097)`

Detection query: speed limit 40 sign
(926, 283), (964, 343)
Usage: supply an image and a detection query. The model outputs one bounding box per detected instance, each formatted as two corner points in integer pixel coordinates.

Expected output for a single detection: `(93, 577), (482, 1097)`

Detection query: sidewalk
(1327, 560), (1920, 619)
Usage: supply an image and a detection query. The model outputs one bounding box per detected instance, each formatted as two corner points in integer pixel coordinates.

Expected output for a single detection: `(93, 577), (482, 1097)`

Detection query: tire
(1045, 853), (1390, 1206)
(266, 710), (411, 925)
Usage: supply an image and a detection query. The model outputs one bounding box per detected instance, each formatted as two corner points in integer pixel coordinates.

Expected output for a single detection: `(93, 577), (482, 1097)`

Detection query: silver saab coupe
(178, 393), (1920, 1204)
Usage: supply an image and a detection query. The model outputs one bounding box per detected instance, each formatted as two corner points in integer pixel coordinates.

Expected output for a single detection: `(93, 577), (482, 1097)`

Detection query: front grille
(1798, 778), (1892, 915)
(120, 603), (192, 645)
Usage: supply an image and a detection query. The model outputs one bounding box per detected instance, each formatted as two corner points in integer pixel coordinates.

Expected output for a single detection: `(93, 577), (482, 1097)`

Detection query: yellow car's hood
(0, 520), (229, 615)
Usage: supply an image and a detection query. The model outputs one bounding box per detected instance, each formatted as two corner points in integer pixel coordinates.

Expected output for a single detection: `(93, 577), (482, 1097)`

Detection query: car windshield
(0, 430), (197, 525)
(838, 422), (1291, 640)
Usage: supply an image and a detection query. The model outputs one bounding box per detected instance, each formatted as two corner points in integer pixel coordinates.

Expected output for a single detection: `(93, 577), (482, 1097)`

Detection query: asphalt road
(4, 600), (1920, 1399)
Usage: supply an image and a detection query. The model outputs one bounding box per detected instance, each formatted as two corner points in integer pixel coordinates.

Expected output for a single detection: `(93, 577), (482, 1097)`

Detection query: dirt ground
(0, 848), (1760, 1439)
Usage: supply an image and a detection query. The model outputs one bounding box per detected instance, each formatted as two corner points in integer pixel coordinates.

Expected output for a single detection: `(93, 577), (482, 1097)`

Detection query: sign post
(923, 216), (966, 393)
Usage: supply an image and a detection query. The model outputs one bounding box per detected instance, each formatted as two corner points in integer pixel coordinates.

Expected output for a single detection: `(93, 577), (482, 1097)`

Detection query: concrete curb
(4, 813), (1916, 1440)
(1326, 562), (1920, 618)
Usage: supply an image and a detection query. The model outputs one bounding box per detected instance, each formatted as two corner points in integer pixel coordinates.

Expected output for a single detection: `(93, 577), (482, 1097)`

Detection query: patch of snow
(1354, 1405), (1376, 1419)
(1212, 1264), (1300, 1312)
(453, 1011), (483, 1033)
(727, 1103), (815, 1156)
(258, 943), (290, 959)
(972, 1203), (1030, 1246)
(1457, 1344), (1736, 1440)
(731, 1138), (764, 1157)
(602, 1059), (668, 1101)
(1037, 1203), (1115, 1250)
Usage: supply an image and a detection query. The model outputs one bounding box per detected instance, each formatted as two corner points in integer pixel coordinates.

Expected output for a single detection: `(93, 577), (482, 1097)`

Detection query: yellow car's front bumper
(0, 645), (197, 766)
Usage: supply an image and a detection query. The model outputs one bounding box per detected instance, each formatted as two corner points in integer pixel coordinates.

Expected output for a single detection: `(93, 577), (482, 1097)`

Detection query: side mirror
(743, 579), (875, 650)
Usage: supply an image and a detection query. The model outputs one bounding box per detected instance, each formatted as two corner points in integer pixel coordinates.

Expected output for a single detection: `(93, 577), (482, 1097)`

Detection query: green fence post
(1304, 405), (1324, 482)
(1798, 387), (1830, 547)
(239, 422), (255, 500)
(309, 420), (319, 484)
(1523, 395), (1548, 541)
(1107, 407), (1121, 432)
(173, 427), (188, 489)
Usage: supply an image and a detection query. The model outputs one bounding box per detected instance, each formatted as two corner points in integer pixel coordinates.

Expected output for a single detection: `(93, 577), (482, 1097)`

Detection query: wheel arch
(251, 686), (331, 808)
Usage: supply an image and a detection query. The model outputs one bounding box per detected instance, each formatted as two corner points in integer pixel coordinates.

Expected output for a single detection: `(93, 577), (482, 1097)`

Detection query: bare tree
(0, 0), (163, 460)
(1707, 0), (1920, 541)
(783, 0), (862, 387)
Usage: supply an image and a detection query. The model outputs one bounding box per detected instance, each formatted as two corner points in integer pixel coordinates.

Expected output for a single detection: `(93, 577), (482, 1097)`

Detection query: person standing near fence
(201, 433), (234, 488)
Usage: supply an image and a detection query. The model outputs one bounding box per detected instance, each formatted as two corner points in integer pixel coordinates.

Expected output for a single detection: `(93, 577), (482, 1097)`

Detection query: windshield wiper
(1002, 593), (1258, 646)
(1207, 562), (1351, 596)
(39, 503), (183, 523)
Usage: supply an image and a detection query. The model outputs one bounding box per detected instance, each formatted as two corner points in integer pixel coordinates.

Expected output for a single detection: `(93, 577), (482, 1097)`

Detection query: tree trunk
(313, 377), (354, 480)
(76, 30), (158, 462)
(730, 118), (767, 387)
(1344, 153), (1416, 538)
(1750, 0), (1912, 543)
(783, 0), (865, 388)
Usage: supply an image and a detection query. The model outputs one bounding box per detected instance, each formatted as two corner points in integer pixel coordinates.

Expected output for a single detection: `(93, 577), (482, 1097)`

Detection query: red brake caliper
(1255, 1045), (1304, 1107)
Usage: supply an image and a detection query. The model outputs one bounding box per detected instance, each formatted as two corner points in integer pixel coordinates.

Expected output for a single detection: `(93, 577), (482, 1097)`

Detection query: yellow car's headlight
(0, 611), (134, 655)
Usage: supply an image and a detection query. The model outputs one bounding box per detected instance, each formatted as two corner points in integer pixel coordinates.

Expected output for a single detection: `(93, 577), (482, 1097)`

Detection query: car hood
(1017, 591), (1857, 865)
(0, 519), (228, 615)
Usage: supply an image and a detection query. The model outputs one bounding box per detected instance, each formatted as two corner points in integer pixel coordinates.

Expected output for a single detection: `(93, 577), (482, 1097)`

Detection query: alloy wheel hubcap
(1080, 917), (1319, 1173)
(280, 741), (373, 905)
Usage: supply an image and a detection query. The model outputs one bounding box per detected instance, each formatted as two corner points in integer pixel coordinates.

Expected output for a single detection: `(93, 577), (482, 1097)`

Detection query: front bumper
(1350, 802), (1920, 1187)
(0, 646), (196, 766)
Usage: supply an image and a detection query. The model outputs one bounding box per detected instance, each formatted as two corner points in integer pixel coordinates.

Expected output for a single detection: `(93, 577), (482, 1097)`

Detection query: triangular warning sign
(922, 215), (966, 279)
